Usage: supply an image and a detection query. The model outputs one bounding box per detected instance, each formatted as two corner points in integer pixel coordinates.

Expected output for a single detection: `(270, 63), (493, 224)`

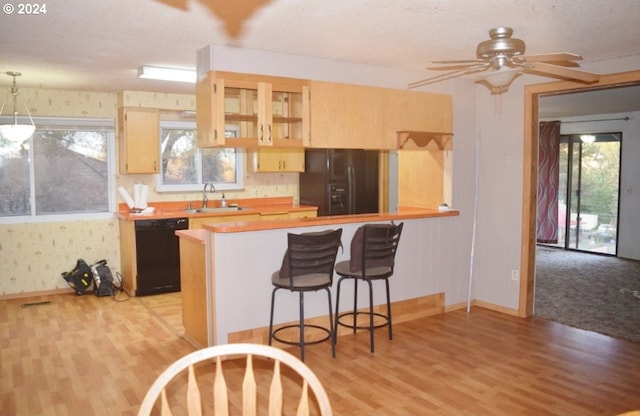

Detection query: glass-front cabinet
(197, 71), (309, 147)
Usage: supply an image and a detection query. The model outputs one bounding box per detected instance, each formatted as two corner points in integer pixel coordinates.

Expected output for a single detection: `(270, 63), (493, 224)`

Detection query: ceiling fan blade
(432, 59), (485, 65)
(408, 63), (490, 89)
(521, 52), (583, 62)
(524, 62), (601, 83)
(427, 63), (487, 71)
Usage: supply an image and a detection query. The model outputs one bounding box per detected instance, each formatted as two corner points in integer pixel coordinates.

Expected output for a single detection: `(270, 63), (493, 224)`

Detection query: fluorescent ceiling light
(137, 66), (196, 83)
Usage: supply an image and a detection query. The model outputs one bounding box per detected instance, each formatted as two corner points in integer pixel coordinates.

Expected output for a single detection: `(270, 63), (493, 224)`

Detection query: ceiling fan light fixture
(409, 26), (599, 94)
(0, 71), (36, 142)
(137, 66), (196, 83)
(476, 67), (522, 93)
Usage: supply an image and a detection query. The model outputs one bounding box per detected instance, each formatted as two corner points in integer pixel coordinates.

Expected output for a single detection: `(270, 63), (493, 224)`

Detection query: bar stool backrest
(281, 229), (343, 289)
(350, 222), (404, 276)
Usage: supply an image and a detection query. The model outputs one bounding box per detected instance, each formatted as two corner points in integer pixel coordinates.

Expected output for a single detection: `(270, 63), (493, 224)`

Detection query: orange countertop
(116, 196), (317, 221)
(175, 228), (206, 245)
(202, 207), (459, 234)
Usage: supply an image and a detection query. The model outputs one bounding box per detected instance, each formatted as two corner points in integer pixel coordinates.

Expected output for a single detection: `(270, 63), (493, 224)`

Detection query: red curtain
(537, 121), (560, 243)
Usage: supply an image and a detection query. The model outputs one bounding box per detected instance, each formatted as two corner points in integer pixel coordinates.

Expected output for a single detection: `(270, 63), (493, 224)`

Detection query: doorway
(549, 133), (621, 254)
(519, 70), (640, 317)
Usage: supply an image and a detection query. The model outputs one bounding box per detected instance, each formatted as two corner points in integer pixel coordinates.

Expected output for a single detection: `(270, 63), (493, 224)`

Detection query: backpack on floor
(91, 259), (116, 297)
(61, 259), (93, 295)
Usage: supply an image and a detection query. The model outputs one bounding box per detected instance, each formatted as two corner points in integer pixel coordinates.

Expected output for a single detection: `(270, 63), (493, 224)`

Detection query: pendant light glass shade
(0, 71), (36, 142)
(476, 67), (522, 94)
(0, 123), (35, 142)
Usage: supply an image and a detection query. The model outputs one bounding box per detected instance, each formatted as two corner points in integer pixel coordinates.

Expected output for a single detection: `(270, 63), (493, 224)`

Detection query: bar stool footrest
(336, 311), (389, 330)
(271, 324), (332, 346)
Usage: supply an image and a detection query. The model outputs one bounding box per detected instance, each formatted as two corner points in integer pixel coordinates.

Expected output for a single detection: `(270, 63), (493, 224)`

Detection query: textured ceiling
(1, 0), (640, 115)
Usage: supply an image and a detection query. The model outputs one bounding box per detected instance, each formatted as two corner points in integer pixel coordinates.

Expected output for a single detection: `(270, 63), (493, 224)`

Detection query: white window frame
(155, 120), (245, 193)
(0, 116), (116, 224)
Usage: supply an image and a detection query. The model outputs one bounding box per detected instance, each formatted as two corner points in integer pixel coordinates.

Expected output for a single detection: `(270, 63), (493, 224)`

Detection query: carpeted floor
(534, 245), (640, 343)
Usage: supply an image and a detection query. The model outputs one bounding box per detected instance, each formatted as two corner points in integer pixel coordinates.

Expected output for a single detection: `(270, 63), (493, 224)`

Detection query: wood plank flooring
(1, 292), (639, 415)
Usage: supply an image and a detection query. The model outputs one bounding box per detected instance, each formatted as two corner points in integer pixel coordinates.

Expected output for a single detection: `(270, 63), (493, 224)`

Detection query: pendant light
(0, 71), (36, 142)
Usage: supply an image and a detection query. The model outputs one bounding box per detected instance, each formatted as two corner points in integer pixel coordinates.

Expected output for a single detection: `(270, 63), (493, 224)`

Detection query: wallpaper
(1, 88), (299, 297)
(0, 220), (120, 295)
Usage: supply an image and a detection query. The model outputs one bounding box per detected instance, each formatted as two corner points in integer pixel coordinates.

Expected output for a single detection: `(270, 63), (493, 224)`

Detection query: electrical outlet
(511, 269), (520, 281)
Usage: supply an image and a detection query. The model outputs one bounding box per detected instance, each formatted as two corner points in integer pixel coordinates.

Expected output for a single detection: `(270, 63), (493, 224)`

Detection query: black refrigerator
(299, 149), (379, 216)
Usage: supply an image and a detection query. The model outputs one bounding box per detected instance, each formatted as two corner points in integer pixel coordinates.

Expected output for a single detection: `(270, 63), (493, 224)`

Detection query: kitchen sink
(185, 206), (247, 214)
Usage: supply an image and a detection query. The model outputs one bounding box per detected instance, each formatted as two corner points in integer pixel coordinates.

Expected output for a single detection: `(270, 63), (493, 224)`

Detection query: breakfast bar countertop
(202, 206), (459, 233)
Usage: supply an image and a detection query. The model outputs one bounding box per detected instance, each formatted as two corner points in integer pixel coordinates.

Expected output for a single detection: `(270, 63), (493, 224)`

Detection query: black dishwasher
(134, 217), (189, 296)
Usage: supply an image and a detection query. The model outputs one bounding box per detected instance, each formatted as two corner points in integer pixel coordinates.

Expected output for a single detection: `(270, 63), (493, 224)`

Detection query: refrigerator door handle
(347, 165), (356, 214)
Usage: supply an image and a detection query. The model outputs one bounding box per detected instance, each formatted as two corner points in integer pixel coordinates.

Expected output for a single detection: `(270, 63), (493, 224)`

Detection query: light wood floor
(2, 291), (639, 415)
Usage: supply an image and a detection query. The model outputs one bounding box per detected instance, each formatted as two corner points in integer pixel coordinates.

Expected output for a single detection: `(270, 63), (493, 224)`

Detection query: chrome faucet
(202, 182), (216, 208)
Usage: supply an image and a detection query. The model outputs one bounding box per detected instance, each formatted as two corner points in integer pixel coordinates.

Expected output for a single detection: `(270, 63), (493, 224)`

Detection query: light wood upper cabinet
(308, 80), (452, 149)
(308, 80), (386, 149)
(118, 107), (160, 174)
(198, 71), (452, 151)
(197, 71), (310, 148)
(248, 148), (305, 172)
(383, 88), (452, 139)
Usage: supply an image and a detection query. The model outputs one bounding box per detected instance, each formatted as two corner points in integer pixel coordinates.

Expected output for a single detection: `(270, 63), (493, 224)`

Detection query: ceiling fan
(408, 27), (601, 94)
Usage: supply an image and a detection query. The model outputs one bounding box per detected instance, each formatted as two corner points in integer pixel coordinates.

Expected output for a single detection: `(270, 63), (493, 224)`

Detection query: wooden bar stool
(334, 222), (403, 352)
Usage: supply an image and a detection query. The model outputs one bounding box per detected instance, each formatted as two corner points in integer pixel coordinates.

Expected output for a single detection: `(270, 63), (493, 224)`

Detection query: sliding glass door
(555, 133), (621, 254)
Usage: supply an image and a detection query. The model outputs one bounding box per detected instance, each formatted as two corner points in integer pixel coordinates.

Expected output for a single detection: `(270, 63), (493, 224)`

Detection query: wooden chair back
(138, 343), (332, 416)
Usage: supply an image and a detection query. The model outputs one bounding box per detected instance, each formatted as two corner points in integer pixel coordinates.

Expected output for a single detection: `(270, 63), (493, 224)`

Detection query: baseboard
(228, 292), (446, 344)
(471, 300), (520, 317)
(444, 301), (468, 312)
(0, 287), (72, 301)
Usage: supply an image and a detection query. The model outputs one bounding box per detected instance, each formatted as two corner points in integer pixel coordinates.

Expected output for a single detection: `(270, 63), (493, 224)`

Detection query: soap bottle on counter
(220, 194), (227, 208)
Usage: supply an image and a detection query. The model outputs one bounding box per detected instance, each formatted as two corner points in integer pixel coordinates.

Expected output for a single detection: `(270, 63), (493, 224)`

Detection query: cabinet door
(288, 209), (317, 219)
(197, 71), (309, 148)
(309, 80), (387, 149)
(118, 108), (159, 174)
(384, 89), (453, 138)
(249, 148), (304, 172)
(271, 85), (309, 147)
(196, 73), (226, 147)
(118, 219), (137, 294)
(259, 211), (290, 221)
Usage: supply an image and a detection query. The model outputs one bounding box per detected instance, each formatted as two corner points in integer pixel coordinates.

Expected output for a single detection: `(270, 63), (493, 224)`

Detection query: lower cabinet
(189, 214), (260, 229)
(118, 219), (137, 295)
(288, 209), (317, 219)
(259, 211), (290, 221)
(179, 236), (208, 347)
(191, 209), (317, 227)
(260, 209), (317, 221)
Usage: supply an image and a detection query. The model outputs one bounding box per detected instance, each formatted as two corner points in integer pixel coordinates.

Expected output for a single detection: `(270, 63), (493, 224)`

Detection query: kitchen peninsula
(176, 207), (459, 348)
